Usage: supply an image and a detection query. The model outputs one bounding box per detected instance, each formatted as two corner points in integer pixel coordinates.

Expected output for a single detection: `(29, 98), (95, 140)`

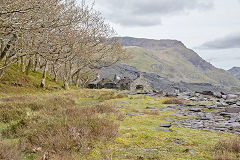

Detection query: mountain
(117, 37), (240, 88)
(229, 67), (240, 81)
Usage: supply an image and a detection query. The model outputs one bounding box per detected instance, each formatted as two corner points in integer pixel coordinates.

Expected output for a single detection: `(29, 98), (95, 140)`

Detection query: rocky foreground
(129, 91), (240, 135)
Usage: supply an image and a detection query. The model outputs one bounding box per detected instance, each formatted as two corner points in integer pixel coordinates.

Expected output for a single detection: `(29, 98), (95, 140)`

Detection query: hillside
(0, 64), (63, 95)
(229, 67), (240, 81)
(118, 37), (240, 88)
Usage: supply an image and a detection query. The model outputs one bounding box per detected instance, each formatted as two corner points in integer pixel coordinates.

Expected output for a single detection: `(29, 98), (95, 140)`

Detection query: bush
(0, 104), (27, 123)
(0, 93), (120, 159)
(19, 109), (118, 158)
(0, 140), (20, 160)
(162, 98), (185, 104)
(95, 92), (125, 101)
(213, 137), (240, 160)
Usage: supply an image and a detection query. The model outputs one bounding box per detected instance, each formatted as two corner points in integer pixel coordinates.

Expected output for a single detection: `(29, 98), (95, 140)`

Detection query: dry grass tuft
(143, 110), (160, 115)
(213, 137), (240, 160)
(162, 98), (185, 104)
(0, 140), (20, 160)
(0, 94), (119, 159)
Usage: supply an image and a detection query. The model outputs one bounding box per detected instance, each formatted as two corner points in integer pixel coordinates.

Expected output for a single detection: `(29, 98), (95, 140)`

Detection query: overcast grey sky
(82, 0), (240, 70)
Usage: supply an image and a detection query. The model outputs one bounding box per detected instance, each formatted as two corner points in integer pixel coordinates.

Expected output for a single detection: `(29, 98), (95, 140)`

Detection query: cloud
(94, 0), (213, 27)
(198, 33), (240, 49)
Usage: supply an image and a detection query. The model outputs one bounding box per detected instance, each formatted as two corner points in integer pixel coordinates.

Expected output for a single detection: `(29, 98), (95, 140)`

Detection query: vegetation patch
(162, 98), (185, 104)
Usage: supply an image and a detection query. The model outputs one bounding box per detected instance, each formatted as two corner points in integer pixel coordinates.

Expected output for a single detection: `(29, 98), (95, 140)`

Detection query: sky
(82, 0), (240, 70)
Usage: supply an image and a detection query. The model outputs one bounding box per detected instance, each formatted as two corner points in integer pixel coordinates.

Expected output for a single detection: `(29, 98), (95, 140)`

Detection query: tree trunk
(26, 55), (33, 75)
(33, 54), (39, 72)
(75, 72), (80, 87)
(17, 56), (20, 67)
(40, 61), (48, 88)
(0, 69), (5, 80)
(20, 56), (25, 72)
(64, 81), (69, 90)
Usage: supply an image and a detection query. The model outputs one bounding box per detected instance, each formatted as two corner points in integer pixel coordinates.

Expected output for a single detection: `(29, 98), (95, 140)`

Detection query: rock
(237, 102), (240, 106)
(164, 118), (174, 122)
(144, 148), (158, 151)
(213, 92), (223, 98)
(189, 108), (201, 112)
(216, 102), (228, 107)
(147, 102), (156, 105)
(146, 106), (156, 109)
(159, 123), (172, 128)
(189, 149), (197, 155)
(220, 112), (232, 117)
(123, 101), (130, 104)
(189, 97), (198, 101)
(225, 99), (237, 105)
(184, 149), (196, 155)
(115, 106), (124, 108)
(222, 95), (227, 99)
(200, 91), (214, 96)
(227, 94), (238, 100)
(226, 108), (240, 113)
(126, 113), (144, 116)
(175, 140), (185, 145)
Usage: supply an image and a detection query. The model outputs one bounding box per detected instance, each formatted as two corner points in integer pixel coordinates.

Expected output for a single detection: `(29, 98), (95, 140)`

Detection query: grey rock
(147, 102), (156, 105)
(175, 140), (185, 145)
(220, 112), (232, 117)
(115, 106), (124, 108)
(159, 123), (172, 128)
(189, 108), (201, 112)
(188, 149), (196, 155)
(144, 148), (158, 151)
(126, 113), (144, 116)
(227, 94), (238, 100)
(146, 106), (156, 109)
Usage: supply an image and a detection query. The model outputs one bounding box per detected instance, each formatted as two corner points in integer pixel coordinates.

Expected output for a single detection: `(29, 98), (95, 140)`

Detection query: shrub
(0, 140), (20, 160)
(213, 137), (240, 160)
(0, 104), (27, 123)
(0, 94), (119, 159)
(162, 98), (185, 104)
(95, 92), (125, 101)
(19, 111), (118, 158)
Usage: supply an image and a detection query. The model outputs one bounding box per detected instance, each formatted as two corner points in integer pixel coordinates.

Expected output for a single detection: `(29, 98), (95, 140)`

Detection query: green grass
(0, 65), (238, 159)
(0, 88), (238, 159)
(0, 64), (63, 96)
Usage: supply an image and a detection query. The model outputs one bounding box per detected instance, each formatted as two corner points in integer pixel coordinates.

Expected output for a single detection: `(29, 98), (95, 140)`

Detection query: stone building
(130, 73), (153, 91)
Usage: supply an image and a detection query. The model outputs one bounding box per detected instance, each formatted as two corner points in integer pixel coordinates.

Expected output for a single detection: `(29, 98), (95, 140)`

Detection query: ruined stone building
(130, 73), (153, 91)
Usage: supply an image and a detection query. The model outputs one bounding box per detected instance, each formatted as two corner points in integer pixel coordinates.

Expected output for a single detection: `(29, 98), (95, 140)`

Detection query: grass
(162, 98), (185, 104)
(0, 64), (63, 96)
(0, 89), (238, 159)
(0, 65), (238, 159)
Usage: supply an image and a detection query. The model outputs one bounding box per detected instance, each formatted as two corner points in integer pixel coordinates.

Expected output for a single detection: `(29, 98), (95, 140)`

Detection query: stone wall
(130, 75), (153, 91)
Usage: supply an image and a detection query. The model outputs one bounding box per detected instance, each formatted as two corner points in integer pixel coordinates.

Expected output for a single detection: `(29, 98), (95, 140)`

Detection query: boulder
(226, 94), (238, 100)
(159, 123), (172, 128)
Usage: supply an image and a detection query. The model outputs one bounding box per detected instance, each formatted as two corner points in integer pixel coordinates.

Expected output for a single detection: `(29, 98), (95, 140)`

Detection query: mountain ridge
(229, 67), (240, 81)
(117, 37), (240, 89)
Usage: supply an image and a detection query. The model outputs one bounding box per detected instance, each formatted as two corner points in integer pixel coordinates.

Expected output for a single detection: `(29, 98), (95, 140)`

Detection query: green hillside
(0, 64), (63, 95)
(120, 37), (240, 88)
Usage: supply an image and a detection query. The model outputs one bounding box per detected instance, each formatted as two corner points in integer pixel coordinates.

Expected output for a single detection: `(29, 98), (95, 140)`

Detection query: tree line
(0, 0), (126, 89)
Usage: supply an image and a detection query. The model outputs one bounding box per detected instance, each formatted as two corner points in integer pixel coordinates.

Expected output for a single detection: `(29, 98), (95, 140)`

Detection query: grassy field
(0, 66), (239, 159)
(0, 88), (239, 160)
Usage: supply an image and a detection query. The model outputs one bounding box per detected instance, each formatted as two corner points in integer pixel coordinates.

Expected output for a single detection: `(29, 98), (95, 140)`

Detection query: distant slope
(118, 37), (240, 87)
(229, 67), (240, 81)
